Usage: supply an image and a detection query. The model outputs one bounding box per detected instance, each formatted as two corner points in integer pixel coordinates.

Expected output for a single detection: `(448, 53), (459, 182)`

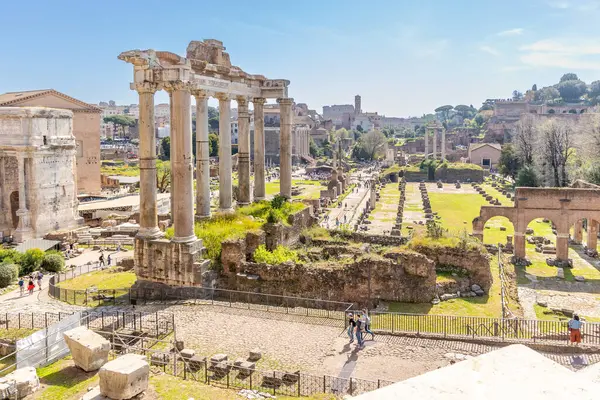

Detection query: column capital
(252, 97), (266, 105)
(191, 89), (210, 99)
(215, 92), (232, 102)
(134, 82), (159, 94)
(236, 96), (249, 107)
(277, 97), (294, 105)
(163, 81), (190, 93)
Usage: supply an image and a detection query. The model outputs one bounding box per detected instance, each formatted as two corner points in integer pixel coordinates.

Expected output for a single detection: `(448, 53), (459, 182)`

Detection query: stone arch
(472, 206), (517, 239)
(570, 217), (586, 245)
(482, 216), (514, 245)
(548, 109), (556, 114)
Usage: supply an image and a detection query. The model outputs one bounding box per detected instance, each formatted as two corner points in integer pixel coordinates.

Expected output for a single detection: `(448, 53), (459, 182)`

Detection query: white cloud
(519, 38), (600, 69)
(480, 45), (501, 56)
(497, 28), (524, 37)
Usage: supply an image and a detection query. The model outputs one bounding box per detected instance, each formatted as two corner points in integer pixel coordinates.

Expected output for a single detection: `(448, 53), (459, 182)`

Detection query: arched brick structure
(473, 187), (600, 261)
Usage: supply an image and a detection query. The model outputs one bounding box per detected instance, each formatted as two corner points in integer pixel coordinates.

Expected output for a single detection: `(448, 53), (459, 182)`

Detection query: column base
(253, 197), (266, 202)
(136, 227), (164, 239)
(218, 207), (235, 214)
(237, 202), (250, 207)
(171, 234), (198, 244)
(194, 214), (211, 222)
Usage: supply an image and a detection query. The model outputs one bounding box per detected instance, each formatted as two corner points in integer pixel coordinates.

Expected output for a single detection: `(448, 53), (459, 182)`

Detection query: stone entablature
(0, 107), (82, 241)
(473, 187), (600, 261)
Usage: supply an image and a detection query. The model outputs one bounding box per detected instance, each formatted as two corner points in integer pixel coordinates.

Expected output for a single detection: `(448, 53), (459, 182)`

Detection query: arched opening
(482, 216), (514, 247)
(548, 109), (556, 114)
(523, 217), (568, 277)
(570, 218), (585, 245)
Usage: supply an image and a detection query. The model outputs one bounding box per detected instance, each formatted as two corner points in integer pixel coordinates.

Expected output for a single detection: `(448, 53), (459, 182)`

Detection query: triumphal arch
(119, 39), (292, 287)
(473, 187), (600, 261)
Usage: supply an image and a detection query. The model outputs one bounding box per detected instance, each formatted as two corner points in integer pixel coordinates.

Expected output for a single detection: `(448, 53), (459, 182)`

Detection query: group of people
(347, 310), (374, 350)
(18, 271), (43, 296)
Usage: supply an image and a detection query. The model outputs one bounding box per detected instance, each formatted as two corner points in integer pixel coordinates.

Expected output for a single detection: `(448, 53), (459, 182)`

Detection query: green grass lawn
(368, 184), (400, 222)
(0, 328), (36, 341)
(56, 268), (136, 291)
(428, 192), (489, 236)
(481, 184), (509, 206)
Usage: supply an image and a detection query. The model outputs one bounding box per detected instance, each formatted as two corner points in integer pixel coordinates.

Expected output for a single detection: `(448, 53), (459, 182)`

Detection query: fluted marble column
(237, 96), (251, 205)
(217, 93), (233, 211)
(278, 97), (293, 199)
(424, 129), (429, 158)
(194, 91), (211, 218)
(253, 98), (266, 201)
(136, 83), (161, 238)
(169, 84), (195, 242)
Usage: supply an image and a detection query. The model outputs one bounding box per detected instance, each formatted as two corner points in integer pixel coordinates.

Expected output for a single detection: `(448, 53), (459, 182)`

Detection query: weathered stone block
(180, 349), (195, 360)
(150, 352), (170, 366)
(63, 326), (110, 372)
(99, 354), (149, 400)
(248, 349), (262, 362)
(5, 367), (39, 398)
(0, 377), (16, 399)
(210, 353), (228, 365)
(187, 355), (206, 372)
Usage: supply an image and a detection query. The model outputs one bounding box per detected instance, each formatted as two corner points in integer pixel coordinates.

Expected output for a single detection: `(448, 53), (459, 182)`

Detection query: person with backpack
(18, 277), (24, 296)
(347, 313), (356, 343)
(355, 313), (365, 349)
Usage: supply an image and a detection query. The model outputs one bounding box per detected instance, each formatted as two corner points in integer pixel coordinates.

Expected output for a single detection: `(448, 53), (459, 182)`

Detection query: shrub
(0, 249), (21, 265)
(266, 209), (280, 224)
(42, 254), (65, 272)
(270, 195), (288, 210)
(20, 249), (44, 275)
(253, 245), (299, 265)
(0, 263), (18, 288)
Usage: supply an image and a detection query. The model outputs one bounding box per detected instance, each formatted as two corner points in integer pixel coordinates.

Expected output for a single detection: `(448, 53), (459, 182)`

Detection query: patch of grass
(56, 268), (136, 291)
(0, 328), (36, 341)
(253, 245), (299, 265)
(302, 226), (331, 240)
(35, 357), (99, 400)
(238, 201), (306, 225)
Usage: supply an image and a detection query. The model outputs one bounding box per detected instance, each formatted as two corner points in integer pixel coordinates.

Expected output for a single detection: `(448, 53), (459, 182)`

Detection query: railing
(0, 312), (72, 331)
(112, 332), (394, 398)
(366, 311), (600, 345)
(54, 257), (129, 282)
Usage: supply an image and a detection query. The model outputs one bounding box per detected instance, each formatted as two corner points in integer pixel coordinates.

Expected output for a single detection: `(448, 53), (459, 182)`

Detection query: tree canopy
(556, 79), (586, 102)
(103, 114), (136, 138)
(560, 73), (579, 83)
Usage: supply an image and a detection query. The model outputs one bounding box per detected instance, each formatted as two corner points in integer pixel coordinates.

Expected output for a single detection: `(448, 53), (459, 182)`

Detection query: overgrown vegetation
(41, 254), (65, 272)
(0, 264), (18, 288)
(237, 196), (306, 225)
(301, 226), (331, 240)
(0, 248), (56, 277)
(253, 245), (300, 265)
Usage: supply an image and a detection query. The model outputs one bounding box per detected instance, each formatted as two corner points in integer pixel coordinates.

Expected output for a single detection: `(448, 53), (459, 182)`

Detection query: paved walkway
(323, 170), (373, 230)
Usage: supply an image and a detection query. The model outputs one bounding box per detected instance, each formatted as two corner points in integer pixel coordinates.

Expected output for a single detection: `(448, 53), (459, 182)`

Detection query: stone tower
(355, 95), (361, 115)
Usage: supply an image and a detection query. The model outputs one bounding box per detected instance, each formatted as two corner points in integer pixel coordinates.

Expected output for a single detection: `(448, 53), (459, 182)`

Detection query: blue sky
(2, 0), (600, 117)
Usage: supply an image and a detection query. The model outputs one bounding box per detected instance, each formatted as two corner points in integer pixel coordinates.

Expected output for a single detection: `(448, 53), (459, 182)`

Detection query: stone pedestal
(556, 234), (569, 261)
(134, 237), (209, 287)
(5, 367), (39, 398)
(63, 326), (110, 372)
(99, 354), (149, 400)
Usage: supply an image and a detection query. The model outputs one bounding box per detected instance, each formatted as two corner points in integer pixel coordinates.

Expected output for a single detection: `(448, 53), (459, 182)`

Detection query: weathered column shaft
(278, 98), (293, 199)
(433, 129), (437, 159)
(588, 219), (598, 250)
(217, 94), (233, 211)
(170, 86), (195, 242)
(237, 97), (251, 205)
(253, 98), (266, 201)
(194, 92), (211, 218)
(136, 84), (160, 238)
(514, 232), (526, 258)
(556, 233), (569, 261)
(424, 130), (429, 158)
(17, 155), (27, 212)
(441, 129), (446, 161)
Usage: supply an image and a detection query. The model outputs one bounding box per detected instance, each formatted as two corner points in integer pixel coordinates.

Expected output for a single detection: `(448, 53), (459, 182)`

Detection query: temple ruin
(118, 39), (292, 287)
(473, 187), (600, 261)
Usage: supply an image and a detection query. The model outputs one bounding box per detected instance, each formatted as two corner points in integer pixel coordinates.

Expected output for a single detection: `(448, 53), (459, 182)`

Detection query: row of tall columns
(135, 86), (293, 240)
(424, 129), (446, 161)
(278, 98), (293, 199)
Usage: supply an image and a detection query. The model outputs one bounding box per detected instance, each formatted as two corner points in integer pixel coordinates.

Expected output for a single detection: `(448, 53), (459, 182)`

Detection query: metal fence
(366, 311), (600, 344)
(0, 312), (73, 331)
(111, 331), (394, 398)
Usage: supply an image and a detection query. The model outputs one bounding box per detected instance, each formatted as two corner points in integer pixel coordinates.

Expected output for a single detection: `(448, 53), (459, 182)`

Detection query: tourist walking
(568, 314), (582, 346)
(107, 254), (112, 266)
(27, 280), (35, 295)
(347, 313), (356, 343)
(363, 309), (374, 340)
(36, 271), (43, 291)
(98, 252), (105, 268)
(355, 313), (365, 349)
(18, 277), (24, 296)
